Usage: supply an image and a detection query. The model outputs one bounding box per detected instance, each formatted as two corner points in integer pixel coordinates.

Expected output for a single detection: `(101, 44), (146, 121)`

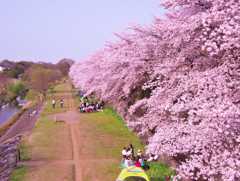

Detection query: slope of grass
(25, 89), (40, 102)
(80, 109), (144, 156)
(10, 166), (27, 181)
(74, 92), (175, 179)
(19, 137), (31, 161)
(77, 108), (175, 180)
(0, 99), (34, 137)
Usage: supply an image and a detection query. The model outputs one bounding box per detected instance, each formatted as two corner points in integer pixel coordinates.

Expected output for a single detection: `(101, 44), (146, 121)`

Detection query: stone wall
(0, 135), (21, 181)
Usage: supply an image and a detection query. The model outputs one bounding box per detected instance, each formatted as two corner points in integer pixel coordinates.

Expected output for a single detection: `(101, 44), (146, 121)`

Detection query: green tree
(24, 65), (63, 97)
(6, 81), (27, 101)
(5, 66), (24, 78)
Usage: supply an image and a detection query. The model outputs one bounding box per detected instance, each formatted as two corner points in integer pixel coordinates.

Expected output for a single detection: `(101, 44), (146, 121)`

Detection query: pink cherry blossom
(70, 0), (240, 180)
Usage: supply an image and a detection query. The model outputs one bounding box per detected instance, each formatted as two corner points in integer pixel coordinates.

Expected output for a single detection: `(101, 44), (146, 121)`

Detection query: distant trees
(0, 60), (32, 78)
(57, 59), (74, 76)
(0, 74), (9, 92)
(0, 59), (74, 80)
(24, 65), (63, 97)
(0, 59), (73, 105)
(6, 81), (27, 102)
(0, 75), (27, 104)
(0, 74), (11, 105)
(8, 81), (27, 98)
(4, 66), (24, 78)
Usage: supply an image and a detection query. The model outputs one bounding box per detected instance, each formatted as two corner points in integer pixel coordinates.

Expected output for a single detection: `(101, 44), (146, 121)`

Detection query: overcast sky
(0, 0), (165, 62)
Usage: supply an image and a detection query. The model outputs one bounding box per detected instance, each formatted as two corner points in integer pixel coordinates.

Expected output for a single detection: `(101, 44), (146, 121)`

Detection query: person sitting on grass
(137, 149), (143, 157)
(134, 152), (148, 170)
(129, 144), (135, 158)
(126, 147), (133, 159)
(122, 147), (127, 159)
(78, 100), (104, 113)
(147, 153), (158, 162)
(135, 156), (141, 168)
(124, 156), (134, 168)
(139, 157), (150, 170)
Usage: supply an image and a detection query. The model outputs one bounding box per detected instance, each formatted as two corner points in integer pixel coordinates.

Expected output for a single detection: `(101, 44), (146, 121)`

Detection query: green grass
(10, 166), (27, 181)
(103, 109), (175, 179)
(52, 82), (72, 92)
(25, 89), (39, 102)
(76, 107), (175, 179)
(21, 115), (72, 160)
(19, 138), (31, 161)
(147, 162), (175, 180)
(78, 108), (144, 158)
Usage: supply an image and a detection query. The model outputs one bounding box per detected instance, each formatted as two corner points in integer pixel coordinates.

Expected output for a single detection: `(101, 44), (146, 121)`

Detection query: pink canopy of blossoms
(70, 0), (240, 180)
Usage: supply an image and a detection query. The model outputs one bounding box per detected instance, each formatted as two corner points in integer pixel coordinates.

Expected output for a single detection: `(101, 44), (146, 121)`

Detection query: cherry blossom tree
(70, 0), (240, 180)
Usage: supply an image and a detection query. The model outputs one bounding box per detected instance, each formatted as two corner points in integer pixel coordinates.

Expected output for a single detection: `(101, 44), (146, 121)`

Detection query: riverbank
(11, 83), (174, 181)
(0, 102), (42, 143)
(0, 104), (28, 138)
(0, 105), (19, 125)
(0, 86), (44, 142)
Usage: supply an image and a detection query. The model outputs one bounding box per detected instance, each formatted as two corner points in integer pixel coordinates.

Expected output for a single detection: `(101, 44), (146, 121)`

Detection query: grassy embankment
(11, 82), (174, 181)
(0, 108), (26, 137)
(73, 91), (175, 180)
(74, 107), (175, 180)
(10, 83), (73, 181)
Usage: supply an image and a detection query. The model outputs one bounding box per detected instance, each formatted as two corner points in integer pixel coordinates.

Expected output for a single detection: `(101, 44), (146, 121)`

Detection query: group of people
(78, 96), (104, 113)
(121, 144), (158, 170)
(52, 99), (64, 109)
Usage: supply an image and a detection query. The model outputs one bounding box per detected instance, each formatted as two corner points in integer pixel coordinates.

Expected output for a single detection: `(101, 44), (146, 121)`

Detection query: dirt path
(17, 86), (122, 181)
(18, 92), (84, 181)
(48, 109), (93, 181)
(70, 120), (82, 181)
(19, 117), (83, 181)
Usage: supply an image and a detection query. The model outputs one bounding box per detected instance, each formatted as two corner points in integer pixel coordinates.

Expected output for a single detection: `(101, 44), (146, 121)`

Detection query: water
(0, 105), (19, 125)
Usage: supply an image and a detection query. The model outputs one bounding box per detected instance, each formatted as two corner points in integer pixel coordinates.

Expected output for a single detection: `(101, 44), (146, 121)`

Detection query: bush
(7, 81), (27, 100)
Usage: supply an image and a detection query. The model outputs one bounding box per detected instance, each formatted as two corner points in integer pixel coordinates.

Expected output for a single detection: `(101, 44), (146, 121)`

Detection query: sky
(0, 0), (165, 63)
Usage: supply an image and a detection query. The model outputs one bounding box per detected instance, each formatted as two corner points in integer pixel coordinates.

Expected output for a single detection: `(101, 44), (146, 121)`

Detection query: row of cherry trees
(70, 0), (240, 180)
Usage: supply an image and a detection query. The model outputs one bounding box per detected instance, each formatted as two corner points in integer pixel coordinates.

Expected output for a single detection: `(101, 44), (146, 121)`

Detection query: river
(0, 105), (19, 125)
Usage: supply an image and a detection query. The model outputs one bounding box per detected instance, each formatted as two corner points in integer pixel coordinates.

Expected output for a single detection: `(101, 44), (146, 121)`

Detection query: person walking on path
(60, 99), (64, 108)
(52, 99), (56, 109)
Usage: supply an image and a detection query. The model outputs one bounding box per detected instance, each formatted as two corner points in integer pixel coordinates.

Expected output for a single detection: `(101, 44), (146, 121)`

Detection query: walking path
(53, 94), (83, 180)
(71, 123), (82, 181)
(17, 89), (118, 181)
(19, 111), (83, 181)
